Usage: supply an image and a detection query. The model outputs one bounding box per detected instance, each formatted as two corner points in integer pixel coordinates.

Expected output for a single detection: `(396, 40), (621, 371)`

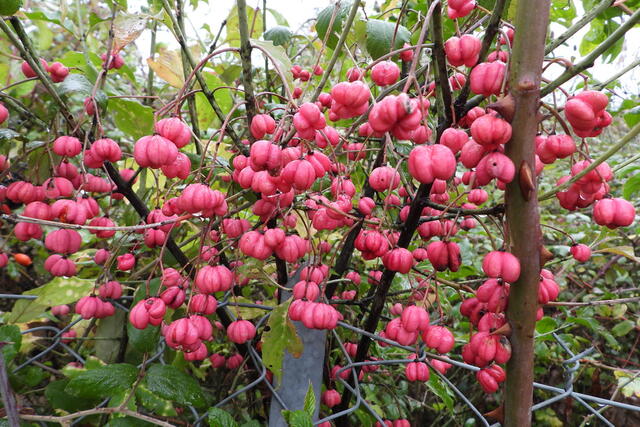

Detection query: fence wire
(2, 293), (639, 426)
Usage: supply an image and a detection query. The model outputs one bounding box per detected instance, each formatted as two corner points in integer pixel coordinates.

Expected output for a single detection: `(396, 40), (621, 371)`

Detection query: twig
(541, 7), (640, 97)
(0, 18), (78, 129)
(1, 213), (192, 232)
(208, 20), (227, 54)
(18, 407), (174, 427)
(544, 0), (613, 55)
(431, 1), (453, 133)
(160, 0), (242, 148)
(0, 345), (20, 427)
(594, 57), (640, 90)
(310, 0), (361, 101)
(419, 201), (505, 218)
(237, 0), (258, 133)
(145, 21), (157, 106)
(176, 0), (203, 153)
(547, 296), (640, 307)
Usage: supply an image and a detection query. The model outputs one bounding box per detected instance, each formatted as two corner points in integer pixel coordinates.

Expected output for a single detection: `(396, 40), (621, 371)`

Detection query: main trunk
(503, 1), (551, 426)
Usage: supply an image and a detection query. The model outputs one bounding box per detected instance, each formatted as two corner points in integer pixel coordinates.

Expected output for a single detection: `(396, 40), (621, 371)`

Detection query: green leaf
(612, 320), (635, 337)
(623, 173), (640, 200)
(0, 325), (22, 361)
(214, 64), (242, 85)
(34, 20), (53, 51)
(303, 381), (316, 417)
(24, 10), (74, 34)
(579, 18), (624, 63)
(251, 39), (294, 95)
(506, 0), (518, 21)
(0, 0), (23, 16)
(109, 98), (154, 141)
(365, 19), (411, 60)
(225, 6), (263, 47)
(95, 310), (125, 363)
(10, 365), (46, 391)
(127, 322), (160, 354)
(281, 410), (313, 427)
(567, 316), (620, 349)
(46, 379), (101, 412)
(56, 74), (94, 95)
(7, 277), (96, 323)
(427, 373), (454, 412)
(58, 51), (101, 82)
(196, 72), (233, 129)
(267, 8), (289, 26)
(136, 385), (177, 417)
(65, 364), (138, 399)
(89, 12), (106, 28)
(623, 109), (640, 127)
(535, 317), (558, 335)
(316, 1), (353, 50)
(207, 407), (238, 427)
(144, 364), (207, 408)
(549, 0), (576, 28)
(260, 300), (303, 381)
(264, 26), (292, 46)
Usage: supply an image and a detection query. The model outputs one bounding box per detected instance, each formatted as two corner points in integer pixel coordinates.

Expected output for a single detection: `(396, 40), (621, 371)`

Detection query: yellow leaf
(593, 246), (639, 263)
(147, 45), (202, 88)
(147, 48), (184, 88)
(381, 0), (400, 13)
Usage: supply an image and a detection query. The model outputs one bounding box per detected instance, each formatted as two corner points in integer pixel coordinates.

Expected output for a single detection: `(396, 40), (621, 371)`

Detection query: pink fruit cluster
(447, 0), (476, 19)
(445, 35), (482, 67)
(22, 59), (69, 83)
(564, 90), (612, 138)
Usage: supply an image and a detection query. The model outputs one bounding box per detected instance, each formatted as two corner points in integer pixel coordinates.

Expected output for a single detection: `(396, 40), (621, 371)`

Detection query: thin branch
(420, 201), (505, 218)
(431, 1), (454, 135)
(541, 7), (640, 97)
(0, 346), (19, 427)
(0, 18), (78, 129)
(544, 0), (613, 55)
(176, 0), (203, 155)
(0, 92), (49, 128)
(594, 57), (640, 90)
(160, 0), (243, 148)
(18, 407), (174, 427)
(237, 0), (258, 133)
(547, 296), (640, 307)
(311, 0), (361, 101)
(1, 213), (192, 232)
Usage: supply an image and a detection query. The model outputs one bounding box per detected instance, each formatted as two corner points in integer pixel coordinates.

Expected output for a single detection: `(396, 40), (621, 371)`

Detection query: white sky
(128, 0), (640, 97)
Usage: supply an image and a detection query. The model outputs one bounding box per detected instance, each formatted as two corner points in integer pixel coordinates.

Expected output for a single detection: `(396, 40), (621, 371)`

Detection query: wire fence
(2, 292), (640, 426)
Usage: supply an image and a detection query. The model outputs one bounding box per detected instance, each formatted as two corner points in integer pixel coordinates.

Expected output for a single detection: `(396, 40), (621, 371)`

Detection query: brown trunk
(504, 1), (551, 426)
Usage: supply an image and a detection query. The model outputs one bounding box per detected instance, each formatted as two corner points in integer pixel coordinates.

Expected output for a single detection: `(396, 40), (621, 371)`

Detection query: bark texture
(504, 1), (551, 426)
